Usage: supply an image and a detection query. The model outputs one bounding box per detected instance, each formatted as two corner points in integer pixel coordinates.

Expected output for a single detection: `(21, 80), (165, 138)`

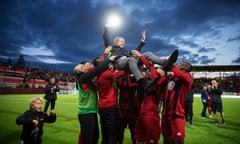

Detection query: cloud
(198, 47), (216, 53)
(198, 56), (216, 64)
(20, 45), (55, 56)
(227, 35), (240, 42)
(232, 48), (240, 64)
(37, 57), (71, 64)
(0, 0), (240, 72)
(232, 57), (240, 64)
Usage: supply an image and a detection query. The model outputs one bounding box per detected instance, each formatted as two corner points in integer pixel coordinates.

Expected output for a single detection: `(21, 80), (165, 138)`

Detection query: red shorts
(161, 117), (185, 140)
(135, 109), (160, 143)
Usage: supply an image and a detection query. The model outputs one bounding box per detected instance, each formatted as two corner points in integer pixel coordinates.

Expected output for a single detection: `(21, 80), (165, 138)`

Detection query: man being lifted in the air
(103, 26), (178, 90)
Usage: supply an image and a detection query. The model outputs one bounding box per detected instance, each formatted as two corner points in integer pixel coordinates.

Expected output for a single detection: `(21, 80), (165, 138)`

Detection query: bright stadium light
(105, 14), (121, 28)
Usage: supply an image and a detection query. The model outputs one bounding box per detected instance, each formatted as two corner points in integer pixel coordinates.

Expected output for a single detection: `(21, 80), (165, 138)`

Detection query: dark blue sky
(1, 0), (240, 72)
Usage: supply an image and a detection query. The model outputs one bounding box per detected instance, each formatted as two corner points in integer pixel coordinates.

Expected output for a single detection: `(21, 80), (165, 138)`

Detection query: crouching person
(16, 97), (56, 144)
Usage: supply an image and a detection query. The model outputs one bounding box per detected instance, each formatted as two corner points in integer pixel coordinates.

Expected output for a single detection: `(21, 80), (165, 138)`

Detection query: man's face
(117, 38), (125, 48)
(32, 100), (43, 112)
(176, 64), (187, 73)
(50, 78), (55, 84)
(211, 80), (218, 86)
(82, 62), (91, 72)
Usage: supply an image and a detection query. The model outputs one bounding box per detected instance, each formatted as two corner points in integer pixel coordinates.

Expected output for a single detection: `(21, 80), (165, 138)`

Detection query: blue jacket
(200, 89), (208, 103)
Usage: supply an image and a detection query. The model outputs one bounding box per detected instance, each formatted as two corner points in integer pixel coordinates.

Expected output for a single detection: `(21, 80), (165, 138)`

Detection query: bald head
(114, 36), (125, 48)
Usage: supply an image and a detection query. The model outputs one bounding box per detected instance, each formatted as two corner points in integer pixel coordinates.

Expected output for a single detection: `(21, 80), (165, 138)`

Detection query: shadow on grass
(0, 130), (21, 144)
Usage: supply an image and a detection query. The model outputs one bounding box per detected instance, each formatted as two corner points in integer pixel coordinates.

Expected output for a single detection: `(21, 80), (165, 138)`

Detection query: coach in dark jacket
(184, 83), (194, 124)
(43, 76), (59, 112)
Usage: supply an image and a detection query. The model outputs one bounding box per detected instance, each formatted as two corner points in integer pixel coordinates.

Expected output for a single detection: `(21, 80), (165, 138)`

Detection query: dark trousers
(78, 113), (99, 144)
(99, 107), (121, 144)
(184, 101), (193, 122)
(201, 102), (208, 117)
(44, 99), (56, 112)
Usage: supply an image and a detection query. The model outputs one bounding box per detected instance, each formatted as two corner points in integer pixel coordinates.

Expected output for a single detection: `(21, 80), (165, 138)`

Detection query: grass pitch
(0, 94), (239, 144)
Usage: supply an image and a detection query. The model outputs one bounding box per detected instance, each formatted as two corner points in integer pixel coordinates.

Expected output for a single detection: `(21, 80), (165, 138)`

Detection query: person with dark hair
(16, 97), (56, 144)
(208, 80), (225, 125)
(43, 76), (59, 113)
(74, 47), (116, 144)
(160, 61), (193, 144)
(201, 85), (208, 118)
(132, 50), (164, 144)
(117, 74), (139, 144)
(184, 83), (194, 124)
(94, 56), (125, 144)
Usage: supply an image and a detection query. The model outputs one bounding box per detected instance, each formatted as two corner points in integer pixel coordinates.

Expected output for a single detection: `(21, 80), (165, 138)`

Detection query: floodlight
(105, 15), (121, 27)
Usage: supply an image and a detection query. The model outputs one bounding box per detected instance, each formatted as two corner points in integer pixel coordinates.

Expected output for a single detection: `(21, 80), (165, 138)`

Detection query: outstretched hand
(131, 50), (142, 58)
(109, 55), (117, 61)
(141, 29), (146, 42)
(32, 119), (39, 126)
(104, 45), (112, 54)
(50, 109), (56, 115)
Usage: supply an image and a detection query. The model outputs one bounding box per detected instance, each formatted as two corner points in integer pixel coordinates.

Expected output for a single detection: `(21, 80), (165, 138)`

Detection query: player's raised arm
(135, 29), (146, 51)
(103, 26), (111, 48)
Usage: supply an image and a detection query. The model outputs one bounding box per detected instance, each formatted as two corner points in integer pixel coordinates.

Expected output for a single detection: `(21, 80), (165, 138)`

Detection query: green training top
(77, 83), (98, 115)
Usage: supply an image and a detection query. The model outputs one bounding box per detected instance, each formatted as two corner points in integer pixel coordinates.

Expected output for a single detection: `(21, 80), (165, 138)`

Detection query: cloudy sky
(1, 0), (240, 72)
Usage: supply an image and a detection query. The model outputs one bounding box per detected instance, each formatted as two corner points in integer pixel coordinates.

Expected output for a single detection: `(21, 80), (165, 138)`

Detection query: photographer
(43, 76), (59, 113)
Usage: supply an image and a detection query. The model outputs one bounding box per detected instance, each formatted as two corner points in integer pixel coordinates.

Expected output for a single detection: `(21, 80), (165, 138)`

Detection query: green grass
(0, 94), (239, 144)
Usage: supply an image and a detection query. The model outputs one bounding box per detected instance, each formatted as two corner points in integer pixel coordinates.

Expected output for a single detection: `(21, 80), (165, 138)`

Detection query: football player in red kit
(160, 61), (193, 144)
(117, 74), (139, 144)
(94, 57), (126, 144)
(132, 50), (166, 144)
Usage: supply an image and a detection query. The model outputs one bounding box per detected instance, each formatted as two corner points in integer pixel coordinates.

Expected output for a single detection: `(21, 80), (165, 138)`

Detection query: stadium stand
(0, 65), (76, 94)
(0, 63), (239, 95)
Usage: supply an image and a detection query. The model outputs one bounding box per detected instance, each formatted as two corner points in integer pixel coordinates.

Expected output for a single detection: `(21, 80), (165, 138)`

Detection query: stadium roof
(192, 65), (240, 72)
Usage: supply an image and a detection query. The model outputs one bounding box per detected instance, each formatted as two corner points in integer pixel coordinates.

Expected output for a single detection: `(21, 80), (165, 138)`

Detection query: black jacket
(208, 86), (223, 103)
(44, 83), (59, 100)
(103, 27), (145, 59)
(16, 110), (56, 144)
(185, 84), (194, 102)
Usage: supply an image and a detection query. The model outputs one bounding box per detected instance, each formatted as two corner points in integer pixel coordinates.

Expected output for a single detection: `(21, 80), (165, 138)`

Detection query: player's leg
(211, 103), (218, 124)
(44, 100), (50, 112)
(143, 50), (178, 68)
(78, 113), (99, 144)
(170, 118), (185, 144)
(135, 113), (146, 144)
(184, 102), (189, 122)
(144, 112), (160, 144)
(218, 103), (225, 125)
(162, 118), (172, 144)
(207, 99), (212, 117)
(98, 109), (109, 144)
(118, 120), (127, 144)
(50, 99), (56, 110)
(129, 118), (137, 144)
(163, 137), (172, 144)
(128, 57), (159, 90)
(101, 107), (121, 144)
(189, 102), (193, 125)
